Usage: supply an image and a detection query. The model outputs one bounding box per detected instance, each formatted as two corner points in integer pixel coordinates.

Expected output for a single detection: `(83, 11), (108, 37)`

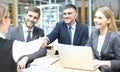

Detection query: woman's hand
(93, 59), (111, 67)
(93, 59), (101, 67)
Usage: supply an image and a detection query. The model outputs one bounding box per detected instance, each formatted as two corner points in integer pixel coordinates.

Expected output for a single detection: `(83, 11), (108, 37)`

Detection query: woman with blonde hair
(86, 6), (120, 72)
(0, 4), (43, 72)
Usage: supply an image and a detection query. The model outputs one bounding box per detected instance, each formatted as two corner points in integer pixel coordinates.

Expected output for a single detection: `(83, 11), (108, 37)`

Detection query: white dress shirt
(22, 24), (33, 42)
(67, 22), (76, 44)
(97, 35), (105, 56)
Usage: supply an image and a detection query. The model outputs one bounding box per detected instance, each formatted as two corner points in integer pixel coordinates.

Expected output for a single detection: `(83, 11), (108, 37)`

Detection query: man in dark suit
(6, 6), (47, 69)
(42, 4), (89, 54)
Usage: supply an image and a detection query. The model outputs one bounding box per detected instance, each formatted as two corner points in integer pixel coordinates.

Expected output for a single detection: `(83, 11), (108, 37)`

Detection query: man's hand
(41, 36), (48, 48)
(17, 56), (29, 70)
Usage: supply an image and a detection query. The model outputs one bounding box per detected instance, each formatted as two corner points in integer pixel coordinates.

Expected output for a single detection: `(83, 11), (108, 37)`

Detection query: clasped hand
(41, 36), (48, 48)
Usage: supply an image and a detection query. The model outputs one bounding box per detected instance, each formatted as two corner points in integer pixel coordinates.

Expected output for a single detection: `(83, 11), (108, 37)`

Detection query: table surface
(23, 55), (101, 72)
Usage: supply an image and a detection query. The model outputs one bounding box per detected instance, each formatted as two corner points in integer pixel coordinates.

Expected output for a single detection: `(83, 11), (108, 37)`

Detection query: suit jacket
(86, 29), (120, 72)
(6, 24), (47, 61)
(0, 38), (17, 72)
(7, 24), (44, 41)
(47, 21), (89, 46)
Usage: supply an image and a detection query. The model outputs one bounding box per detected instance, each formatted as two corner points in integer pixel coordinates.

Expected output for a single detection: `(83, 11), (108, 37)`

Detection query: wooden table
(23, 55), (101, 72)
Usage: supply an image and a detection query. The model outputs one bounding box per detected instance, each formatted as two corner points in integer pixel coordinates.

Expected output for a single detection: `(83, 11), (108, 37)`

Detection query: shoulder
(104, 31), (120, 43)
(56, 21), (66, 25)
(106, 31), (120, 46)
(8, 25), (21, 33)
(14, 24), (23, 30)
(90, 29), (99, 37)
(55, 21), (67, 28)
(33, 26), (45, 37)
(76, 22), (88, 29)
(109, 31), (120, 38)
(34, 26), (44, 32)
(0, 38), (13, 45)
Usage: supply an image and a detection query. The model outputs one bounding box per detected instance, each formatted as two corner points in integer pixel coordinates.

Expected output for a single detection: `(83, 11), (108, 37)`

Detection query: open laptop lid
(57, 44), (97, 71)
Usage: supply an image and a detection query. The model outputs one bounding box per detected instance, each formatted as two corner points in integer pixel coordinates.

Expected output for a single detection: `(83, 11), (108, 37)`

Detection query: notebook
(57, 44), (99, 71)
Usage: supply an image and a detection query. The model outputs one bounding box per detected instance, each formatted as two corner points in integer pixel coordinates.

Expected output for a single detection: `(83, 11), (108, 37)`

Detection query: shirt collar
(67, 21), (76, 30)
(0, 33), (6, 39)
(22, 23), (34, 32)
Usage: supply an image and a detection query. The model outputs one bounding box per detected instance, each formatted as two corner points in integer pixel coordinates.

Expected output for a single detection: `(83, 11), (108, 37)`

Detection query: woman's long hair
(95, 7), (118, 32)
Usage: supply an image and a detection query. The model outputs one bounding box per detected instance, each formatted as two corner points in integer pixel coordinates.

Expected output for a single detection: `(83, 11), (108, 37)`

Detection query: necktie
(26, 31), (32, 42)
(68, 26), (72, 44)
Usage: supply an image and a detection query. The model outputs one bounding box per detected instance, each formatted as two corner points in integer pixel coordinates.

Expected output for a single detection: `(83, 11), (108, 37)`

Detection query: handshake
(41, 36), (49, 48)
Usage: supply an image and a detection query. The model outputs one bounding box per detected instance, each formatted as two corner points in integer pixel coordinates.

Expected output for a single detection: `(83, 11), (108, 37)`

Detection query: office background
(1, 0), (120, 35)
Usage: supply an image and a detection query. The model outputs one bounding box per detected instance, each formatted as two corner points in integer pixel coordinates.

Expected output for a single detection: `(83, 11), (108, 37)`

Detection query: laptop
(57, 44), (99, 71)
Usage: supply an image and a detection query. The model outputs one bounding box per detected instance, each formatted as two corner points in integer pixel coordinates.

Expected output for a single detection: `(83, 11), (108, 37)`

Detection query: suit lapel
(32, 27), (39, 40)
(63, 23), (71, 44)
(100, 31), (110, 56)
(93, 30), (99, 58)
(19, 25), (25, 41)
(32, 28), (36, 40)
(73, 23), (78, 45)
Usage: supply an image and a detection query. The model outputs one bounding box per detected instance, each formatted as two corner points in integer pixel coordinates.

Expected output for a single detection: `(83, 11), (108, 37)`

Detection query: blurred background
(1, 0), (120, 35)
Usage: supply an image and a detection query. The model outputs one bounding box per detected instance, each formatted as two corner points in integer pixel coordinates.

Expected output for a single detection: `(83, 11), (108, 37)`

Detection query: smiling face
(62, 8), (77, 26)
(25, 11), (39, 29)
(93, 11), (110, 30)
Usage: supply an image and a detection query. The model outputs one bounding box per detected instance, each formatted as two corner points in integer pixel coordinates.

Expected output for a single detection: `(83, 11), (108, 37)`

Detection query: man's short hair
(26, 6), (40, 18)
(64, 4), (77, 12)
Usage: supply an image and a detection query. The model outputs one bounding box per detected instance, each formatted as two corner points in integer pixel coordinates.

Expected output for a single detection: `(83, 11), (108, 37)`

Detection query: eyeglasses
(5, 14), (12, 19)
(5, 16), (10, 19)
(63, 12), (72, 15)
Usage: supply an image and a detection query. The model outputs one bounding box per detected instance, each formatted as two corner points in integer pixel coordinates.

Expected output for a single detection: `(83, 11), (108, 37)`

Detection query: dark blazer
(6, 24), (47, 61)
(86, 29), (120, 72)
(7, 24), (44, 41)
(47, 21), (89, 46)
(0, 38), (17, 72)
